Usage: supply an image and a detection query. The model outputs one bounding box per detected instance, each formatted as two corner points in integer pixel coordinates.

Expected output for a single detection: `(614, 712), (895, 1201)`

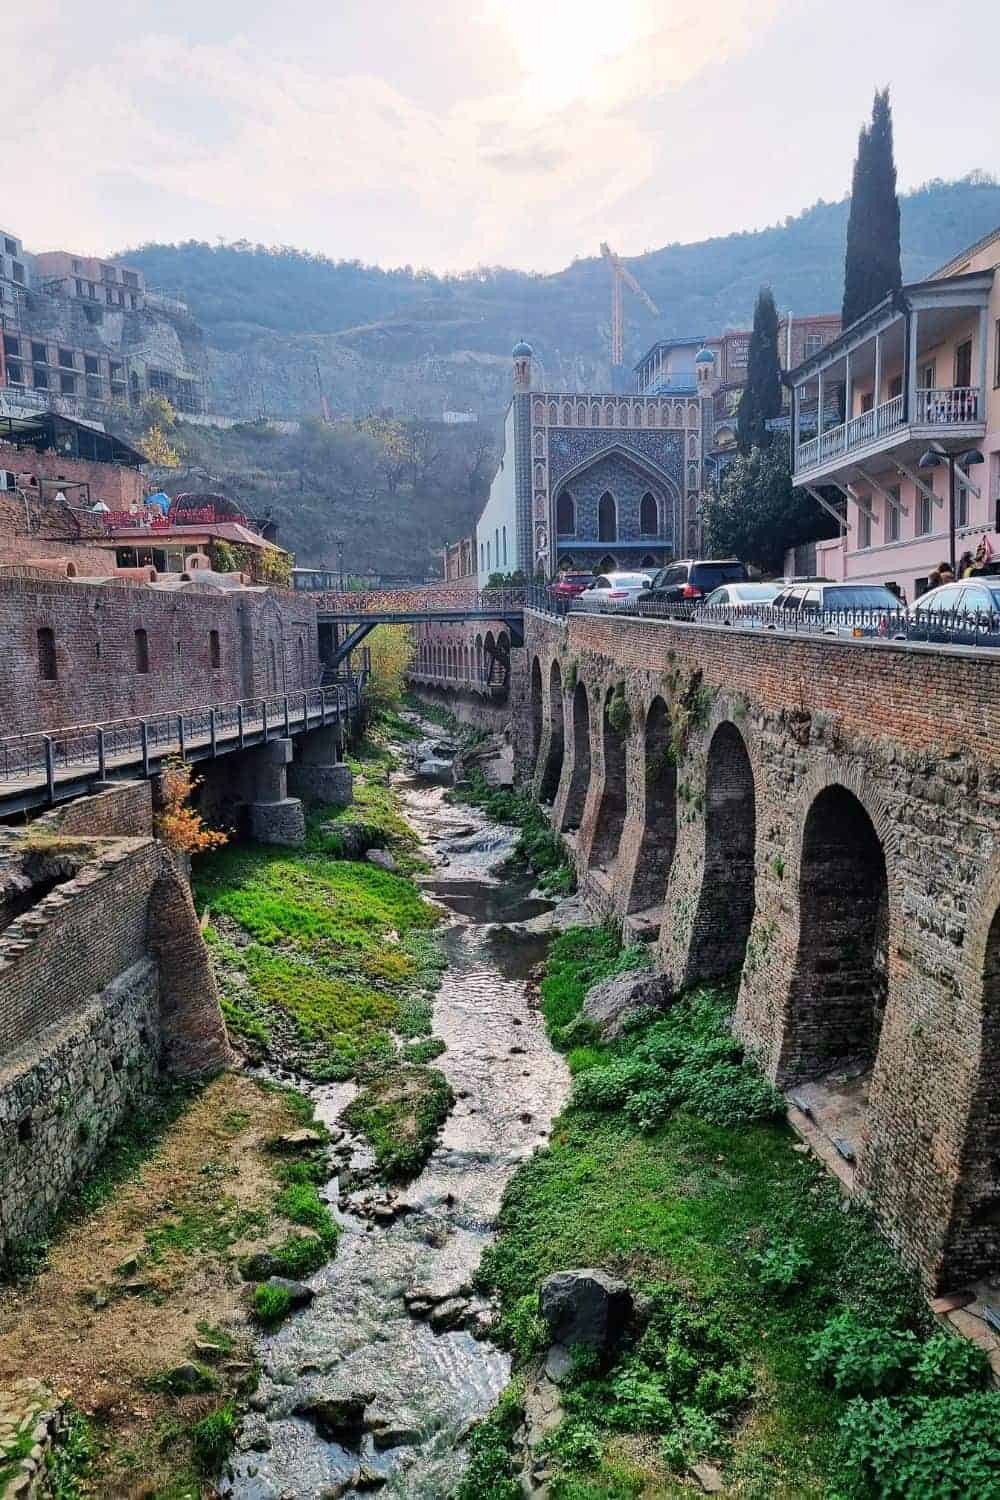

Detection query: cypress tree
(842, 88), (902, 328)
(737, 285), (782, 454)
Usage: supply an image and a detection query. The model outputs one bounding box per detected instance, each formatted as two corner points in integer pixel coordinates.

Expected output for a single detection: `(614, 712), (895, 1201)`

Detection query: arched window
(548, 402), (558, 424)
(556, 492), (575, 536)
(576, 403), (586, 424)
(534, 401), (544, 423)
(640, 492), (658, 536)
(598, 491), (617, 542)
(562, 402), (572, 424)
(134, 628), (149, 674)
(210, 629), (221, 669)
(37, 627), (56, 680)
(591, 403), (601, 426)
(480, 541), (485, 572)
(487, 540), (491, 570)
(534, 463), (544, 488)
(598, 553), (617, 574)
(533, 432), (544, 457)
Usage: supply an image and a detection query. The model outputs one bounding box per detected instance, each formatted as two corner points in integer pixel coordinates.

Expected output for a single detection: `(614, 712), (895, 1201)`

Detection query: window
(598, 491), (617, 542)
(75, 278), (84, 296)
(31, 341), (46, 363)
(480, 542), (484, 571)
(12, 261), (24, 284)
(210, 630), (221, 669)
(858, 506), (872, 549)
(72, 259), (81, 271)
(123, 271), (139, 289)
(6, 362), (23, 384)
(101, 264), (116, 281)
(495, 528), (499, 566)
(37, 627), (56, 680)
(955, 339), (973, 389)
(109, 360), (123, 380)
(556, 492), (575, 535)
(33, 367), (49, 389)
(0, 470), (15, 491)
(803, 332), (824, 357)
(956, 479), (970, 530)
(917, 488), (933, 536)
(918, 360), (936, 390)
(3, 334), (20, 356)
(58, 348), (74, 368)
(84, 354), (99, 375)
(60, 372), (76, 395)
(3, 237), (16, 256)
(86, 378), (101, 400)
(639, 492), (658, 536)
(886, 486), (901, 543)
(134, 628), (149, 674)
(861, 391), (874, 413)
(487, 540), (491, 569)
(502, 526), (507, 565)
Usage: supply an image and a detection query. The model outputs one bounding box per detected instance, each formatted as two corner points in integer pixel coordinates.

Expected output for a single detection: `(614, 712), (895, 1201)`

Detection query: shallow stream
(227, 744), (570, 1499)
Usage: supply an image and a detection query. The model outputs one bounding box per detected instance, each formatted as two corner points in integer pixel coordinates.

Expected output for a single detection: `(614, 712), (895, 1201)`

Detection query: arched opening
(640, 554), (657, 570)
(530, 657), (543, 763)
(946, 903), (1000, 1279)
(598, 491), (617, 542)
(640, 492), (658, 536)
(484, 630), (496, 686)
(556, 491), (575, 536)
(562, 680), (591, 831)
(787, 786), (888, 1083)
(541, 660), (564, 801)
(629, 697), (677, 915)
(37, 626), (57, 681)
(591, 687), (628, 873)
(475, 634), (483, 681)
(598, 554), (617, 574)
(134, 628), (150, 675)
(690, 722), (756, 979)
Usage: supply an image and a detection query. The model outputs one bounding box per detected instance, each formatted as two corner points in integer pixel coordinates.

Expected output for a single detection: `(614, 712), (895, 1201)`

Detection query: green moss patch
(341, 1064), (454, 1181)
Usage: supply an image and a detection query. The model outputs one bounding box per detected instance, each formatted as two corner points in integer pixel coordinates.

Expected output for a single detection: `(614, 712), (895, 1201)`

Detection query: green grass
(250, 1282), (294, 1326)
(189, 1401), (237, 1475)
(342, 1063), (455, 1180)
(273, 1182), (339, 1250)
(240, 1232), (330, 1281)
(196, 833), (441, 1078)
(468, 923), (988, 1499)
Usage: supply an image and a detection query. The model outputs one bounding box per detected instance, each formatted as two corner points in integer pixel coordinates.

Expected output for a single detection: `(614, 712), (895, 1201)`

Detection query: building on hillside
(787, 225), (1000, 600)
(443, 536), (475, 581)
(476, 341), (708, 583)
(0, 222), (207, 424)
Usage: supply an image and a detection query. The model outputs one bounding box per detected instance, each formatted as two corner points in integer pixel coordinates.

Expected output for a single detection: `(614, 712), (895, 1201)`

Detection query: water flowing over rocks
(227, 728), (570, 1498)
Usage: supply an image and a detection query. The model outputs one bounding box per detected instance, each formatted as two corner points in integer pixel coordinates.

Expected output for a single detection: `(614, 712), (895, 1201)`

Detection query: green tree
(702, 444), (838, 574)
(737, 286), (782, 454)
(842, 88), (902, 328)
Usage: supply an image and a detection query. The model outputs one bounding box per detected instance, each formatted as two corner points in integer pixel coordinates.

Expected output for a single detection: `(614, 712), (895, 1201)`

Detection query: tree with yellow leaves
(155, 760), (228, 855)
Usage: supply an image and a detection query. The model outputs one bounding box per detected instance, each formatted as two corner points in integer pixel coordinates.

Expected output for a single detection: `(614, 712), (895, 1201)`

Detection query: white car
(695, 582), (784, 621)
(575, 572), (653, 611)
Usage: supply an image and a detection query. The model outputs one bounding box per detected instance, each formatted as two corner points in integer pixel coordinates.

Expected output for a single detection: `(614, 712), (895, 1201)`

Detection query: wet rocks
(293, 1392), (373, 1445)
(417, 758), (454, 785)
(539, 1269), (632, 1355)
(270, 1127), (326, 1153)
(581, 969), (672, 1039)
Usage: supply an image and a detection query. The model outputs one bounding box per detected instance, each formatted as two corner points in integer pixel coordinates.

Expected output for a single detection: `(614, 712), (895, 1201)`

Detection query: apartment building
(788, 225), (1000, 599)
(33, 251), (145, 311)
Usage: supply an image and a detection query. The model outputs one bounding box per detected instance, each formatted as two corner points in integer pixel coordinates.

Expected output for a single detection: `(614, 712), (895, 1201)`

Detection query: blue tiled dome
(512, 339), (534, 357)
(695, 346), (715, 364)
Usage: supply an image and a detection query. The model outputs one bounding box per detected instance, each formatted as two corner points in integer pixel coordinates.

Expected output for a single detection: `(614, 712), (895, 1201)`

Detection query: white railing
(796, 392), (907, 474)
(914, 386), (981, 425)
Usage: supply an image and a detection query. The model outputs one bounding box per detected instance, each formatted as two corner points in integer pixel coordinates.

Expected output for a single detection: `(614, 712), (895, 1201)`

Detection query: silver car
(575, 572), (652, 611)
(695, 582), (784, 622)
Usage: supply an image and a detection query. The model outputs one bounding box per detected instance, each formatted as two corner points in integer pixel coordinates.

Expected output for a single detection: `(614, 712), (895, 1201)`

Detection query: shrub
(607, 685), (631, 737)
(155, 759), (228, 855)
(836, 1391), (1000, 1498)
(240, 1232), (329, 1281)
(453, 1384), (524, 1500)
(189, 1402), (237, 1474)
(274, 1183), (339, 1250)
(751, 1238), (812, 1295)
(810, 1311), (917, 1397)
(910, 1332), (990, 1396)
(250, 1282), (294, 1326)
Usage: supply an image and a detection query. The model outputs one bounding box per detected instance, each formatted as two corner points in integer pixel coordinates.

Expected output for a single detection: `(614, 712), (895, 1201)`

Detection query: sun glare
(495, 0), (650, 110)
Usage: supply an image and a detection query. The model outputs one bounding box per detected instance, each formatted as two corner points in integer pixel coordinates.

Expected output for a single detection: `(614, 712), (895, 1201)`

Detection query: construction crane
(600, 242), (659, 388)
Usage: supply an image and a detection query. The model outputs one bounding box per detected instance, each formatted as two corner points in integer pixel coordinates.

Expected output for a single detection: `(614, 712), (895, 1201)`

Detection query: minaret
(511, 341), (535, 575)
(512, 338), (533, 392)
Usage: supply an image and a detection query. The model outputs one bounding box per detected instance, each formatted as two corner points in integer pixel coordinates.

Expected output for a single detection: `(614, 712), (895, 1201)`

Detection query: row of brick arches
(526, 648), (996, 1291)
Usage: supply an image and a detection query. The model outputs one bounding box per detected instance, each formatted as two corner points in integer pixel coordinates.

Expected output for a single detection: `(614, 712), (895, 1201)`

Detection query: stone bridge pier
(519, 607), (1000, 1293)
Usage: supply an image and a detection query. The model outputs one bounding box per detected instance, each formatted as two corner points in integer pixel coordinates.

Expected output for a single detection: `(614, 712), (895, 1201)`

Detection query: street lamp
(917, 448), (985, 575)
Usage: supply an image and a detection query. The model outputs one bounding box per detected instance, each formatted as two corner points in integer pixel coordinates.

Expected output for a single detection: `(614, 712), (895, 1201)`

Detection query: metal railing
(796, 386), (982, 473)
(0, 680), (364, 801)
(914, 386), (981, 425)
(584, 596), (1000, 649)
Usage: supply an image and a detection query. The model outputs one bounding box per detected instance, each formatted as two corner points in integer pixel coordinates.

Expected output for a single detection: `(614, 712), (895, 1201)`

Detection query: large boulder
(294, 1392), (372, 1445)
(581, 969), (671, 1039)
(539, 1269), (632, 1354)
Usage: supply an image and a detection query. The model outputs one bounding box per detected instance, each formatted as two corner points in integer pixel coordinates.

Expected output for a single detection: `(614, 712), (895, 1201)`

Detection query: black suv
(644, 558), (748, 605)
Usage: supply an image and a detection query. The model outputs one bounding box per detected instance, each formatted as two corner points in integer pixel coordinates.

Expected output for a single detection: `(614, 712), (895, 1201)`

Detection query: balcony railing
(796, 386), (981, 473)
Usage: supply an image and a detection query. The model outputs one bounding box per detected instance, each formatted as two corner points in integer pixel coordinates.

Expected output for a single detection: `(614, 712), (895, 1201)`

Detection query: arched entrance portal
(540, 660), (565, 801)
(598, 491), (617, 542)
(785, 786), (888, 1081)
(591, 688), (628, 871)
(629, 697), (677, 916)
(561, 681), (591, 831)
(689, 722), (756, 979)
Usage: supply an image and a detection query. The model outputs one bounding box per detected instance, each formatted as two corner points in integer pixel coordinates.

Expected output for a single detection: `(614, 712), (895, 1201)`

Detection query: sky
(6, 0), (999, 274)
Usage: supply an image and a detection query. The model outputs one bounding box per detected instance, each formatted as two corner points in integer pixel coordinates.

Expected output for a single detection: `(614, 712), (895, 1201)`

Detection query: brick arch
(558, 676), (592, 832)
(537, 655), (565, 801)
(590, 683), (628, 871)
(775, 760), (900, 1089)
(686, 717), (757, 980)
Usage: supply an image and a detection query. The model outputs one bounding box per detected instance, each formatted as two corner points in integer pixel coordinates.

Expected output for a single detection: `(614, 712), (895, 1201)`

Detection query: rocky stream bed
(226, 728), (572, 1499)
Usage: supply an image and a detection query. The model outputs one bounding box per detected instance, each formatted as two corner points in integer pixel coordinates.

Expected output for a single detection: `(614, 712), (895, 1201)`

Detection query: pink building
(788, 226), (1000, 599)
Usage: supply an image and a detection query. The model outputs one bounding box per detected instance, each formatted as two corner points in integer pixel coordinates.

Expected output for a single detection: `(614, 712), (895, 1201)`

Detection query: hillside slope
(124, 177), (1000, 420)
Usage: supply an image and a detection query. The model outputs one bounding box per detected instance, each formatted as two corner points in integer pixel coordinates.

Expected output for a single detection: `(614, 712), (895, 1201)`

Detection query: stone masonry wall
(518, 609), (1000, 1291)
(0, 576), (320, 736)
(0, 959), (160, 1261)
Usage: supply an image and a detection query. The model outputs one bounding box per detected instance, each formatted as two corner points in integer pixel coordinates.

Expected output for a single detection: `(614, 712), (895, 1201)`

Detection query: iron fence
(0, 679), (364, 799)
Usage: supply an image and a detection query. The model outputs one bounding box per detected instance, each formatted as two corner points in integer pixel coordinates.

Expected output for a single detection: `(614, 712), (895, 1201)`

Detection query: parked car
(576, 572), (652, 610)
(695, 581), (784, 621)
(643, 558), (749, 605)
(767, 581), (906, 637)
(908, 580), (1000, 646)
(550, 571), (597, 600)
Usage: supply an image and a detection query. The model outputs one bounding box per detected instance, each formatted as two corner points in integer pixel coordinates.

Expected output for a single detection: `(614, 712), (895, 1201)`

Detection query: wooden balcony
(795, 387), (983, 479)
